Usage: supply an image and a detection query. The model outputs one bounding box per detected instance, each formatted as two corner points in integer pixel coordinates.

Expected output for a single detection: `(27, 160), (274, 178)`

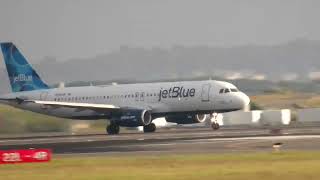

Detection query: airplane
(0, 42), (250, 135)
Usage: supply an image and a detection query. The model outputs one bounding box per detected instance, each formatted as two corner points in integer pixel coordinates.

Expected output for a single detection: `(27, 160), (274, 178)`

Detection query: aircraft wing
(25, 100), (121, 110)
(1, 98), (151, 112)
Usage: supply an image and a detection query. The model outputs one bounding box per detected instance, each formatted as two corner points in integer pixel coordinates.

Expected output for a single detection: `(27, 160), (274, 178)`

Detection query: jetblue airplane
(0, 43), (250, 134)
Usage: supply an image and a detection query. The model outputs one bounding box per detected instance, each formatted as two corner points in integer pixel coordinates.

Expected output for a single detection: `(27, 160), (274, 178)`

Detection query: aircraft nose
(242, 92), (250, 106)
(236, 92), (250, 110)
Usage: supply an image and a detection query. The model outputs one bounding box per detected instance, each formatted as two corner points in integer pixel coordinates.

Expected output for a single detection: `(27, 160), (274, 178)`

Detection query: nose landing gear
(210, 113), (220, 131)
(211, 122), (220, 130)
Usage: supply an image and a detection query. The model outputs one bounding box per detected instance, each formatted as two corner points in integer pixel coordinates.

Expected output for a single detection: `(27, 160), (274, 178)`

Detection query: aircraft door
(140, 92), (145, 101)
(201, 84), (211, 102)
(135, 92), (140, 101)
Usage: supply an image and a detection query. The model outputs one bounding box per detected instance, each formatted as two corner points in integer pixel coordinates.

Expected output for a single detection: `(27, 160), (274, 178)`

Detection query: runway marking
(73, 135), (320, 152)
(2, 133), (320, 146)
(205, 135), (320, 141)
(75, 143), (180, 150)
(59, 150), (169, 156)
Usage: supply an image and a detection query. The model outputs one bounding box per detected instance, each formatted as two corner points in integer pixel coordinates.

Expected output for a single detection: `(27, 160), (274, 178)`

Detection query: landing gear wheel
(211, 122), (220, 130)
(106, 123), (120, 135)
(143, 123), (156, 133)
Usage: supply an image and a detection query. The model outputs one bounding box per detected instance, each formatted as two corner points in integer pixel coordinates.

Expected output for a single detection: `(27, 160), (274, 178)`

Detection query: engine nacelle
(115, 109), (152, 127)
(165, 114), (208, 124)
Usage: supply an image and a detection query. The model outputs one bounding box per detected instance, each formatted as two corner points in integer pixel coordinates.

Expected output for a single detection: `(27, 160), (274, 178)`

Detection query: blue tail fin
(0, 42), (49, 92)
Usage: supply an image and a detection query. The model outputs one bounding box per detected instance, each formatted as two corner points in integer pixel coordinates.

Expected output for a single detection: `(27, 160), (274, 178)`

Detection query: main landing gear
(106, 122), (156, 135)
(210, 113), (220, 131)
(211, 122), (220, 130)
(143, 123), (156, 133)
(106, 122), (120, 135)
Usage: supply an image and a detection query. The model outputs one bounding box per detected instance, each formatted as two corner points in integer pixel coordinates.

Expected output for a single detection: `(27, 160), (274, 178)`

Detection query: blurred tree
(250, 101), (263, 110)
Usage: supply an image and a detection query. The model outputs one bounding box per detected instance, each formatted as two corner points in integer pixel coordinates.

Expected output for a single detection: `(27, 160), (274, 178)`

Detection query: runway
(2, 127), (320, 155)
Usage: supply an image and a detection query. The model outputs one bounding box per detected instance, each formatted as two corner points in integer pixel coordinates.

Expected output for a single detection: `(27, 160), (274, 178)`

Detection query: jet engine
(115, 109), (152, 127)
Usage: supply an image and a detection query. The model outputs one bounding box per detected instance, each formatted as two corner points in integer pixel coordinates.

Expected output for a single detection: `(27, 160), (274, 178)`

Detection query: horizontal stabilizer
(0, 97), (25, 104)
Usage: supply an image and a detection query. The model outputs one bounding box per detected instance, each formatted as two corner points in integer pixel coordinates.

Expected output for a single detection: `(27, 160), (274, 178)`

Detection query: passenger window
(219, 89), (224, 94)
(224, 89), (230, 93)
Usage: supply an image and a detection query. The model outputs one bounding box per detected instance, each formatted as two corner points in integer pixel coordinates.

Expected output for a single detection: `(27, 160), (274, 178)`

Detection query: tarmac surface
(1, 127), (320, 155)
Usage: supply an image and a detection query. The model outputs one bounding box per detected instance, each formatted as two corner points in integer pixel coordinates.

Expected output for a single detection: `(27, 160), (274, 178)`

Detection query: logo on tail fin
(0, 42), (50, 92)
(13, 74), (33, 83)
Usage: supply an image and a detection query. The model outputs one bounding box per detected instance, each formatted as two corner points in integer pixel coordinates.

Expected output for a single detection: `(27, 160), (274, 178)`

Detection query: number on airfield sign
(2, 152), (22, 162)
(0, 149), (51, 164)
(33, 151), (49, 160)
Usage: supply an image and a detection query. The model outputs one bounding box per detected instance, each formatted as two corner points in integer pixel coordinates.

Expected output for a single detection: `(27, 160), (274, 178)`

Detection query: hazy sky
(1, 0), (320, 61)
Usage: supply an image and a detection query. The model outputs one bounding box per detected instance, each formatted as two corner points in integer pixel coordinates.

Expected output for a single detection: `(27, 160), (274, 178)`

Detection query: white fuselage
(0, 80), (250, 120)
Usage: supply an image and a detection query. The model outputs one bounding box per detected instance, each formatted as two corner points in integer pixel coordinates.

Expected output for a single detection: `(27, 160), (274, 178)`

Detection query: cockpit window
(220, 88), (238, 94)
(231, 88), (238, 92)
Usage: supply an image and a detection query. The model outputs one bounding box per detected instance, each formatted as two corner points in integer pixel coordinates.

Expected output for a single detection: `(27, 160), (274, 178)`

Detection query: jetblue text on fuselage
(159, 86), (195, 101)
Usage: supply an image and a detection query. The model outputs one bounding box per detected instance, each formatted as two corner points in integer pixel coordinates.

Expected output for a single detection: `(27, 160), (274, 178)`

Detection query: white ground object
(58, 82), (65, 88)
(297, 108), (320, 123)
(260, 109), (291, 126)
(221, 110), (262, 126)
(132, 117), (176, 132)
(70, 121), (90, 132)
(133, 126), (144, 132)
(152, 117), (169, 127)
(251, 110), (263, 124)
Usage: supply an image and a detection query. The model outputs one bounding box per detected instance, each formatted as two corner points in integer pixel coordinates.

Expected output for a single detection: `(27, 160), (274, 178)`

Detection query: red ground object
(0, 149), (51, 164)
